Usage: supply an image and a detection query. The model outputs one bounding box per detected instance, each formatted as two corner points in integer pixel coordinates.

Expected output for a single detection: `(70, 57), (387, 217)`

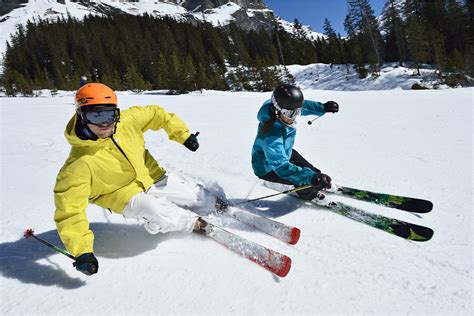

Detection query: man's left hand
(184, 132), (200, 152)
(74, 253), (98, 276)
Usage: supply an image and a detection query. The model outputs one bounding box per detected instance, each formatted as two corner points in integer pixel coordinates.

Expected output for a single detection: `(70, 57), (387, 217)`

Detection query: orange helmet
(75, 83), (117, 109)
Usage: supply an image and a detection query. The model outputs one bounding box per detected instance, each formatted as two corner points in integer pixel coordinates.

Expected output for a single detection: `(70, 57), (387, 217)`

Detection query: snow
(1, 88), (472, 314)
(105, 0), (188, 19)
(276, 16), (325, 41)
(199, 2), (241, 27)
(288, 63), (447, 90)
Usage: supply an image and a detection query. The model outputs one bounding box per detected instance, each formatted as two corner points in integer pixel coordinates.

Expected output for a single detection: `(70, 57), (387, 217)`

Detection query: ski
(201, 186), (300, 245)
(311, 193), (434, 242)
(218, 202), (300, 245)
(328, 185), (433, 213)
(198, 221), (292, 277)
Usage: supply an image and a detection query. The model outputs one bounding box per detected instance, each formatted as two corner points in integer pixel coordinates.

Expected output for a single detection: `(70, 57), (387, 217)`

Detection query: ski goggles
(279, 107), (301, 120)
(82, 108), (120, 126)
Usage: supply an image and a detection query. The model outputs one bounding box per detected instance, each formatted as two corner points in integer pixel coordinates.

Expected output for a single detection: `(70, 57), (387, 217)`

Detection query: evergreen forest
(1, 0), (472, 96)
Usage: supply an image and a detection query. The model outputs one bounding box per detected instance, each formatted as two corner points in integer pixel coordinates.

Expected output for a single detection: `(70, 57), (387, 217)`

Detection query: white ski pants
(122, 174), (207, 235)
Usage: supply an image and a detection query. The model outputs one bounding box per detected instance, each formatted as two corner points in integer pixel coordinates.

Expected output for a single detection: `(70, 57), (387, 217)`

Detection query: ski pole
(235, 184), (313, 205)
(24, 228), (76, 260)
(307, 116), (321, 125)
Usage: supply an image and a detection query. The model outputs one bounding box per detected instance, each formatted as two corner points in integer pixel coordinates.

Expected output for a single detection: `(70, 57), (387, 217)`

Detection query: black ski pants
(258, 149), (320, 200)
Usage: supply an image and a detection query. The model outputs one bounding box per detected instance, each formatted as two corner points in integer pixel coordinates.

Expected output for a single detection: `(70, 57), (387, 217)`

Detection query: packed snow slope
(1, 88), (473, 314)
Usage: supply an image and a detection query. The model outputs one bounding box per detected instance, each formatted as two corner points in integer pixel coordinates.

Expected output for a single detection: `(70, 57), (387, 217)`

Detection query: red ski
(199, 221), (292, 278)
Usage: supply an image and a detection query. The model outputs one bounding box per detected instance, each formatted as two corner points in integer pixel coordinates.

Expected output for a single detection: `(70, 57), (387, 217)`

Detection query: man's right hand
(74, 253), (98, 275)
(311, 173), (332, 191)
(323, 101), (339, 113)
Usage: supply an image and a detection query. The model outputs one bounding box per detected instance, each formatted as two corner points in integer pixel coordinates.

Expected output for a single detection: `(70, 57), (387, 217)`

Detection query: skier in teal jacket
(251, 84), (339, 200)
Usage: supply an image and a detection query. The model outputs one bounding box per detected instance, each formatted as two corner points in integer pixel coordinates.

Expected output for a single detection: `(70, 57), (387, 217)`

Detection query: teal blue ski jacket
(251, 99), (326, 185)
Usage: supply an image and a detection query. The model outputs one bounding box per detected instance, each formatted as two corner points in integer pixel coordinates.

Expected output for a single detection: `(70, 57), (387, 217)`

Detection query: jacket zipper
(110, 136), (146, 191)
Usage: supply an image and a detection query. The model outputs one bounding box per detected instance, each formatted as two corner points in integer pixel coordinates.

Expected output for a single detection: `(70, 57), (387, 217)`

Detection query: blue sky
(264, 0), (386, 36)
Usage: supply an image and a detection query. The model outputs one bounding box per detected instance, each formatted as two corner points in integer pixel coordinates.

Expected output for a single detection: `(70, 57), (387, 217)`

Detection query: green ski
(312, 193), (434, 242)
(328, 185), (433, 213)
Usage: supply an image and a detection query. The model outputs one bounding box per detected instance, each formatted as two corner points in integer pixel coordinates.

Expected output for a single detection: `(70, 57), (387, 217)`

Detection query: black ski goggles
(81, 107), (120, 126)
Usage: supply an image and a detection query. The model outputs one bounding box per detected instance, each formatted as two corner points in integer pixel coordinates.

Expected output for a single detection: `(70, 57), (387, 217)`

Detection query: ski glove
(323, 101), (339, 113)
(74, 253), (98, 276)
(184, 132), (200, 152)
(311, 173), (332, 191)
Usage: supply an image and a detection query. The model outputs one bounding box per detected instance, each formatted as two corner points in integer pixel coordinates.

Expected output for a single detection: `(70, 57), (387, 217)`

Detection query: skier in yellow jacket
(54, 83), (206, 275)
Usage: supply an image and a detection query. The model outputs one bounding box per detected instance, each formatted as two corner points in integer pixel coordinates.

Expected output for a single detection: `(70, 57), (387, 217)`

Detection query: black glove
(323, 101), (339, 113)
(311, 173), (332, 191)
(74, 253), (98, 276)
(183, 132), (200, 152)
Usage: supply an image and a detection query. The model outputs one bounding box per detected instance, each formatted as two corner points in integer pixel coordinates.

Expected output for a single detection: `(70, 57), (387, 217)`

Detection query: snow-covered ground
(0, 88), (473, 314)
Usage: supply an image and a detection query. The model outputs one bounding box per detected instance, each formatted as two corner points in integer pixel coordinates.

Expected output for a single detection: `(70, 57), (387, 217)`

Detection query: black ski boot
(214, 198), (228, 212)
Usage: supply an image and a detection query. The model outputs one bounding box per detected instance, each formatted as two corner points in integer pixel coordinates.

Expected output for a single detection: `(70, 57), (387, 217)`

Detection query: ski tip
(398, 199), (434, 213)
(419, 200), (434, 213)
(411, 227), (434, 242)
(271, 256), (292, 278)
(248, 254), (292, 277)
(288, 227), (301, 245)
(391, 224), (434, 242)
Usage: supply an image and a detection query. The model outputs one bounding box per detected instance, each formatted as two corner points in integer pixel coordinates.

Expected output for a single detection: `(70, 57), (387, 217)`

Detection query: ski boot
(214, 197), (228, 213)
(192, 217), (208, 235)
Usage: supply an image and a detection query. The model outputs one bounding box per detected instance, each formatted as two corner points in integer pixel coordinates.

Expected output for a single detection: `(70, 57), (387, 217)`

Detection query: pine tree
(345, 0), (383, 73)
(100, 70), (123, 91)
(123, 64), (151, 92)
(195, 62), (212, 90)
(443, 0), (470, 79)
(166, 52), (181, 93)
(404, 0), (430, 75)
(293, 18), (308, 40)
(381, 0), (406, 65)
(179, 55), (197, 93)
(323, 18), (342, 64)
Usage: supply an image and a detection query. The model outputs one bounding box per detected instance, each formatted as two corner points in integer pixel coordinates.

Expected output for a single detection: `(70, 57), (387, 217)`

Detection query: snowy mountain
(1, 88), (472, 314)
(0, 0), (323, 61)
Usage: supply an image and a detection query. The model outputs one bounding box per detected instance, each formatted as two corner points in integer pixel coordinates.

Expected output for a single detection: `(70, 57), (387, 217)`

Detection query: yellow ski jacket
(54, 105), (191, 257)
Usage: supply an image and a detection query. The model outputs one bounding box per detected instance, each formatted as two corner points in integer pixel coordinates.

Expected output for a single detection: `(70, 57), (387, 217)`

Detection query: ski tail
(203, 222), (292, 277)
(334, 185), (433, 213)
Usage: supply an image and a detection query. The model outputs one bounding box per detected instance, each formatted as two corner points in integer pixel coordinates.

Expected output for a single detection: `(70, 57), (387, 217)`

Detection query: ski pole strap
(235, 184), (313, 205)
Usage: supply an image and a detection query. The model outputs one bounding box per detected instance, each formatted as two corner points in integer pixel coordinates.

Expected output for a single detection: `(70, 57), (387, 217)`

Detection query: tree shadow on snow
(0, 223), (175, 289)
